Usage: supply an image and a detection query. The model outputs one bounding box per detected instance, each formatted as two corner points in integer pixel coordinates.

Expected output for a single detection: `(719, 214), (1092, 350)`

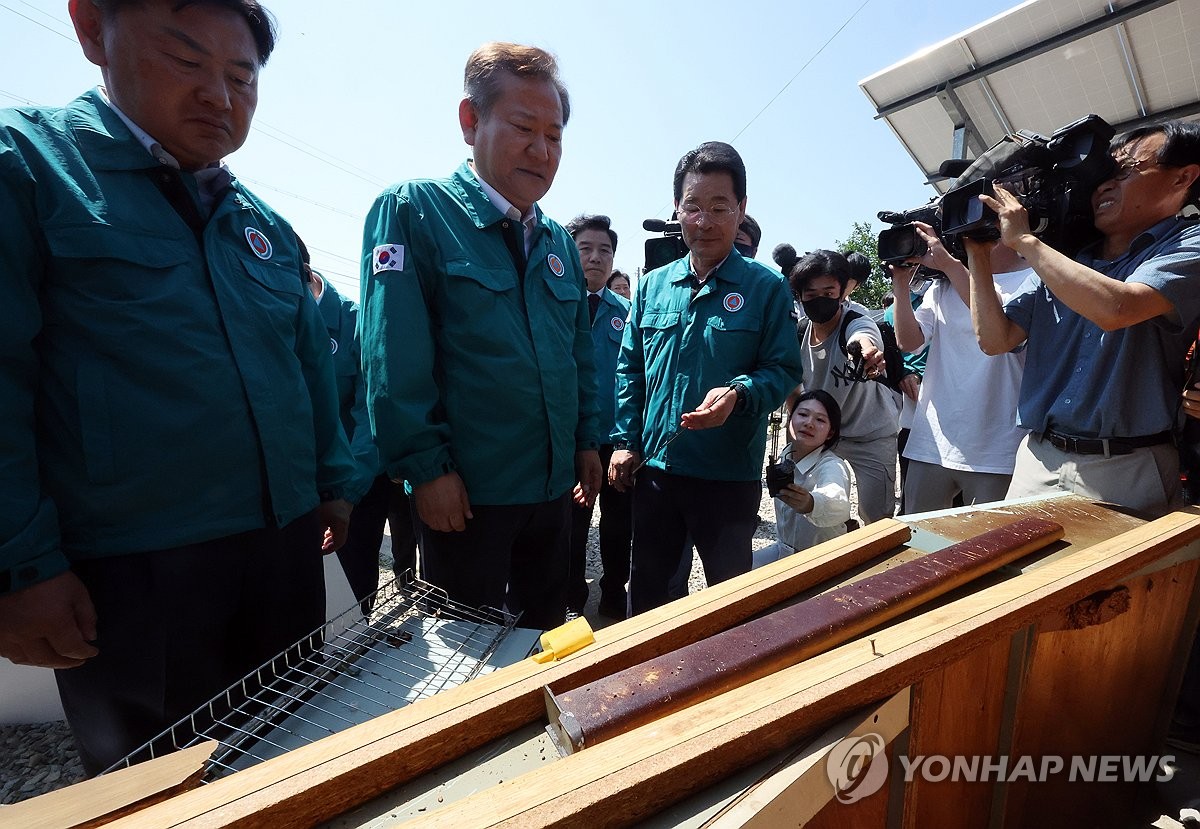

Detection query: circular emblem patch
(377, 249), (393, 267)
(330, 338), (339, 355)
(547, 253), (565, 277)
(610, 316), (625, 331)
(723, 292), (745, 313)
(244, 227), (272, 260)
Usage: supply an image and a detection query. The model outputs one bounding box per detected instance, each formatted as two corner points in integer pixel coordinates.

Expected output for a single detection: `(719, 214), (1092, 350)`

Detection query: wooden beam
(98, 520), (911, 828)
(2, 741), (217, 829)
(705, 689), (910, 828)
(400, 510), (1200, 827)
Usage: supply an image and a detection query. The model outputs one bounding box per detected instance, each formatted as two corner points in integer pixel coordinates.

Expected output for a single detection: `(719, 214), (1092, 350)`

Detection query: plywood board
(3, 741), (216, 829)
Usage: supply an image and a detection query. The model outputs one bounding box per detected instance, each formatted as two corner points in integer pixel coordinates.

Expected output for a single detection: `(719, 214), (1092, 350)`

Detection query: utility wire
(236, 176), (364, 220)
(729, 0), (872, 143)
(0, 2), (75, 41)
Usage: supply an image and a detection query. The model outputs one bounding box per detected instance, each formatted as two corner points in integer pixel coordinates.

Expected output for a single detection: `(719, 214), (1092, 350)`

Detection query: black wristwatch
(729, 382), (749, 411)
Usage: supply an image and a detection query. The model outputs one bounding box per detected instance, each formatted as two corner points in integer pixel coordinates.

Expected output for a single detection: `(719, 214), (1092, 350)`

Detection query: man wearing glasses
(609, 142), (803, 614)
(968, 120), (1200, 513)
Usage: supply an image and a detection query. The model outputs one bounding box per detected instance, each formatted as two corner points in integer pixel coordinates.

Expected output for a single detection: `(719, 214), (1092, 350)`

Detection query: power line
(236, 176), (364, 220)
(307, 243), (359, 266)
(252, 119), (388, 187)
(729, 0), (873, 143)
(0, 87), (39, 106)
(0, 2), (75, 41)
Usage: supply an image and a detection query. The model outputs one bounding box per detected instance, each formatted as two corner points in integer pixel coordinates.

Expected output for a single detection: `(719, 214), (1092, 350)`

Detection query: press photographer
(969, 119), (1200, 514)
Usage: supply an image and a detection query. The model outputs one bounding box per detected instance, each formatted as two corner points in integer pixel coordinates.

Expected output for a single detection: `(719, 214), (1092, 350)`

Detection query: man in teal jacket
(610, 142), (803, 614)
(360, 43), (601, 630)
(565, 214), (632, 618)
(0, 0), (355, 774)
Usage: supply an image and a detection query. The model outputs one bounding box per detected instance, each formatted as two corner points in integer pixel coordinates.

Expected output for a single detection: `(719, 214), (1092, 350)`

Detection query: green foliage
(835, 220), (891, 310)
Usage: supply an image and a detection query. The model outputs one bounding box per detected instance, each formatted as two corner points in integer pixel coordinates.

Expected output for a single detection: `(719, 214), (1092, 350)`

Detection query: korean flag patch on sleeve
(373, 244), (405, 275)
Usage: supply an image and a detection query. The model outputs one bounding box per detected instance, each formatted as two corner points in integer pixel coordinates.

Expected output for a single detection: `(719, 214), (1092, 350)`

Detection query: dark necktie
(588, 292), (600, 323)
(500, 219), (526, 273)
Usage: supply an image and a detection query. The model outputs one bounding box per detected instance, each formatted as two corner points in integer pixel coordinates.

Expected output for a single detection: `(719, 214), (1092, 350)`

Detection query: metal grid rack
(108, 575), (518, 781)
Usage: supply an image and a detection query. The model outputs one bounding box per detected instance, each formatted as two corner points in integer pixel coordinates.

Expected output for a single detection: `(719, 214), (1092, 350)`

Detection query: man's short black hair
(738, 214), (761, 247)
(1114, 120), (1200, 204)
(774, 246), (851, 295)
(95, 0), (278, 64)
(607, 269), (630, 288)
(565, 213), (617, 253)
(673, 141), (747, 204)
(844, 251), (872, 286)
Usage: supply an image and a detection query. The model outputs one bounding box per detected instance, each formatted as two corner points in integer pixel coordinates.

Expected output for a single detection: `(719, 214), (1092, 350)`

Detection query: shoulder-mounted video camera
(877, 114), (1117, 263)
(643, 218), (689, 273)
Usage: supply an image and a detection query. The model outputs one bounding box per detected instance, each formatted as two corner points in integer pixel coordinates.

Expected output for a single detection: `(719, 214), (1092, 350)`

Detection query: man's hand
(608, 449), (641, 493)
(978, 185), (1035, 252)
(899, 372), (921, 402)
(680, 386), (738, 430)
(848, 336), (886, 378)
(575, 449), (602, 507)
(0, 571), (98, 669)
(776, 483), (815, 516)
(912, 220), (963, 274)
(317, 498), (353, 552)
(414, 471), (473, 532)
(1184, 383), (1200, 421)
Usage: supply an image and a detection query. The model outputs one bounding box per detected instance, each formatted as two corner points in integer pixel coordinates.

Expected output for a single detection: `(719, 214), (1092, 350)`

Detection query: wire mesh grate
(108, 574), (517, 781)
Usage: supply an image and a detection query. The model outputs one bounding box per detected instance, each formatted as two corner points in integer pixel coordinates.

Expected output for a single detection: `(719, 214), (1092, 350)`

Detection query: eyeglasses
(677, 203), (740, 224)
(1109, 156), (1160, 181)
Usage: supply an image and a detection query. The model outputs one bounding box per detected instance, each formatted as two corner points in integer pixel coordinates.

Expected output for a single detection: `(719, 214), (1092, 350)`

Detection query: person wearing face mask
(734, 214), (761, 259)
(753, 390), (850, 567)
(775, 246), (900, 524)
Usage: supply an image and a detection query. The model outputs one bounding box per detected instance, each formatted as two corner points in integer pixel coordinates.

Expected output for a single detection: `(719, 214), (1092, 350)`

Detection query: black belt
(1041, 429), (1173, 456)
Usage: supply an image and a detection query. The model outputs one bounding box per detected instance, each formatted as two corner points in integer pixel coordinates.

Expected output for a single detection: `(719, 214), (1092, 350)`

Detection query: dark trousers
(56, 511), (326, 775)
(568, 445), (633, 612)
(629, 469), (760, 615)
(417, 495), (571, 631)
(336, 475), (417, 603)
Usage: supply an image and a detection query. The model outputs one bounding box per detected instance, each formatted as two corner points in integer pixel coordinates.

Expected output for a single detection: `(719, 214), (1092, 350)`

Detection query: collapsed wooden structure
(10, 494), (1200, 828)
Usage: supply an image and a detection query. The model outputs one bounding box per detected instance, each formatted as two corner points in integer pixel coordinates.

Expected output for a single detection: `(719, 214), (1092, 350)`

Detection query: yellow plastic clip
(531, 617), (595, 663)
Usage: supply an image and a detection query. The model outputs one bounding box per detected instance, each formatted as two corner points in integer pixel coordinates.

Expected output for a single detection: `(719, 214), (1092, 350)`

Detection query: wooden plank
(901, 633), (1012, 828)
(1, 741), (217, 829)
(912, 495), (1144, 564)
(550, 518), (1062, 752)
(1002, 559), (1200, 827)
(97, 520), (911, 828)
(394, 510), (1200, 828)
(706, 690), (910, 829)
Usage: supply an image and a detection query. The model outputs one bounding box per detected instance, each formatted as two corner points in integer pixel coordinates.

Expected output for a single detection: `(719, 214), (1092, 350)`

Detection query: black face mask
(734, 242), (756, 258)
(802, 296), (841, 324)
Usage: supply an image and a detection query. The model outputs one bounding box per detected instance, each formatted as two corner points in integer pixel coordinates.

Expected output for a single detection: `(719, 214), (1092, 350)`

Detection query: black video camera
(879, 114), (1117, 263)
(876, 200), (940, 263)
(643, 218), (689, 273)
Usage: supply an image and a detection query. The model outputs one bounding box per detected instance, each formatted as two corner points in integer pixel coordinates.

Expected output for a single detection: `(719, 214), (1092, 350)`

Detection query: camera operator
(969, 120), (1200, 514)
(889, 223), (1028, 513)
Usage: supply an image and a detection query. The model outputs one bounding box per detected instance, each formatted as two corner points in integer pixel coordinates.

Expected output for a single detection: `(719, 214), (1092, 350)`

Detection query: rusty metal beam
(546, 516), (1063, 754)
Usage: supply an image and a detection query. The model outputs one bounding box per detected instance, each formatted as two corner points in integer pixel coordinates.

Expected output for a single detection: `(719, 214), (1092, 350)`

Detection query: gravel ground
(0, 475), (805, 808)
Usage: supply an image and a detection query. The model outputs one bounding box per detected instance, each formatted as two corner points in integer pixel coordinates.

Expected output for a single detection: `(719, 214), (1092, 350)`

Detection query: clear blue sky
(0, 0), (1018, 297)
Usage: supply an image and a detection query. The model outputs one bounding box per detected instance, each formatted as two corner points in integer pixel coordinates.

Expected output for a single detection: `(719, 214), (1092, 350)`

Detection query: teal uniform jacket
(590, 288), (632, 444)
(613, 252), (804, 481)
(0, 91), (356, 595)
(360, 162), (600, 505)
(316, 277), (379, 505)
